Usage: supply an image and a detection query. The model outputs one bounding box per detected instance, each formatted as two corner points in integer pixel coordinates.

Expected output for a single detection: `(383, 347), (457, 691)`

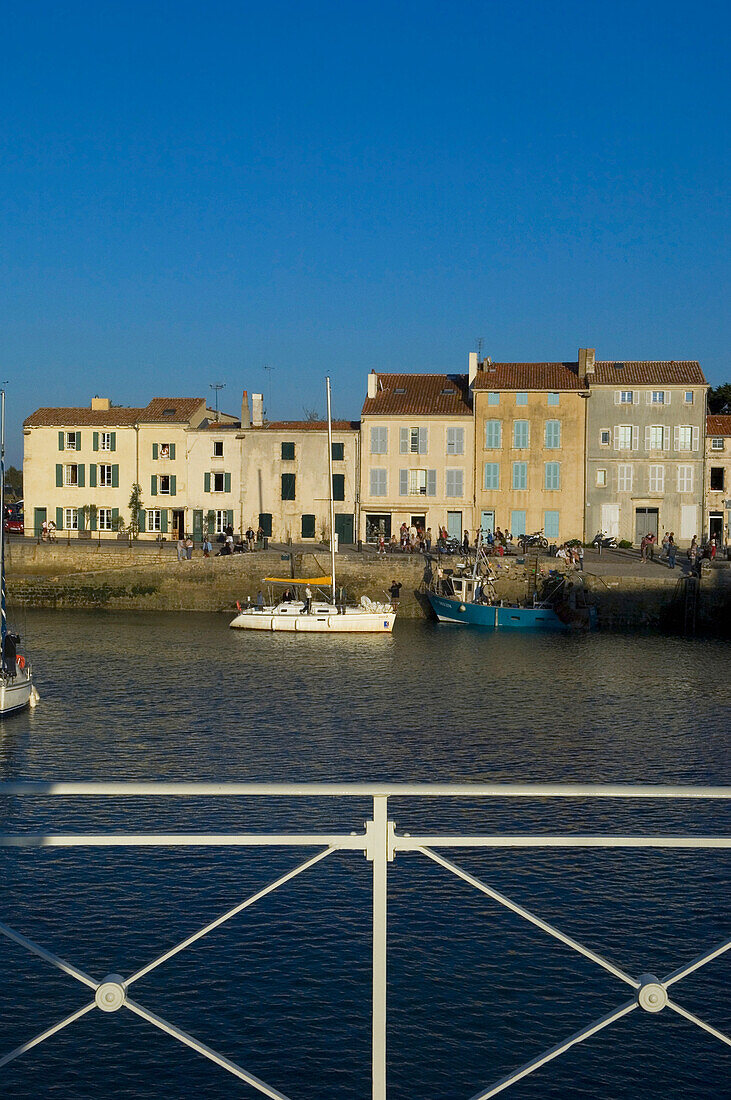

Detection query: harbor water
(0, 611), (729, 1099)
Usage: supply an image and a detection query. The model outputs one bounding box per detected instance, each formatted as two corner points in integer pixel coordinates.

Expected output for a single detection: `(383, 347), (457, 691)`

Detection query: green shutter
(207, 509), (215, 535)
(170, 475), (176, 497)
(224, 472), (231, 493)
(75, 431), (81, 450)
(56, 507), (63, 529)
(112, 464), (119, 488)
(58, 431), (64, 451)
(56, 464), (63, 487)
(160, 509), (168, 533)
(93, 432), (99, 451)
(138, 509), (145, 533)
(152, 443), (158, 460)
(112, 507), (119, 527)
(151, 475), (157, 496)
(89, 464), (97, 488)
(110, 432), (116, 452)
(227, 510), (233, 528)
(301, 514), (316, 538)
(193, 510), (203, 540)
(77, 464), (85, 488)
(89, 509), (97, 532)
(78, 509), (85, 532)
(169, 443), (175, 459)
(204, 472), (211, 493)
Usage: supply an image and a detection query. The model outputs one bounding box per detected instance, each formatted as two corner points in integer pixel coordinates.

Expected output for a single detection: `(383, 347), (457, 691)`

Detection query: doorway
(334, 513), (354, 545)
(709, 512), (724, 544)
(601, 503), (620, 539)
(34, 507), (47, 538)
(447, 511), (462, 540)
(635, 507), (658, 545)
(480, 510), (495, 536)
(410, 514), (426, 530)
(172, 510), (185, 539)
(365, 514), (391, 542)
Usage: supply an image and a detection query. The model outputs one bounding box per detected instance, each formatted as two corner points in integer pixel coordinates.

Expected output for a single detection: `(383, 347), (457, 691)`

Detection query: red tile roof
(258, 420), (360, 431)
(139, 398), (206, 422)
(472, 363), (583, 391)
(361, 374), (472, 417)
(707, 414), (731, 436)
(591, 361), (706, 385)
(24, 406), (143, 427)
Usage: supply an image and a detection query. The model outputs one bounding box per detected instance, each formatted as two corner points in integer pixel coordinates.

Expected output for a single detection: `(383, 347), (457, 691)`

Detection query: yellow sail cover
(264, 576), (332, 585)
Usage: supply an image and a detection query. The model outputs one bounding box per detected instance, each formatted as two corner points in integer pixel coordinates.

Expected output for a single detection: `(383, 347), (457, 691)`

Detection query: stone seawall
(6, 542), (730, 633)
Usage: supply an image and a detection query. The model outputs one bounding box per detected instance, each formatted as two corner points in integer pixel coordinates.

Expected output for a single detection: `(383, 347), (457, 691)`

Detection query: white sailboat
(230, 378), (396, 634)
(0, 390), (38, 714)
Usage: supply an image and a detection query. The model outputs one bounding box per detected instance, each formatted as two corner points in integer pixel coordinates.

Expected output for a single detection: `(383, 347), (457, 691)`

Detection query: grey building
(582, 350), (708, 546)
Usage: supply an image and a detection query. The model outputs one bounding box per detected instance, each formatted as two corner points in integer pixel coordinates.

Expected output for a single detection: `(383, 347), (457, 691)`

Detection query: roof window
(441, 388), (455, 395)
(393, 387), (406, 395)
(162, 408), (176, 417)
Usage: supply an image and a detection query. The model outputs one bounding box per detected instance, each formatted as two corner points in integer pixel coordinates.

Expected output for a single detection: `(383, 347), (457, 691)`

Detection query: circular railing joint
(637, 974), (667, 1013)
(95, 974), (127, 1013)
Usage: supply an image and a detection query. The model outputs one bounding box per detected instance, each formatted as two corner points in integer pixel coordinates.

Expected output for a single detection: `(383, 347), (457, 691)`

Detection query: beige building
(359, 371), (474, 543)
(705, 414), (731, 549)
(471, 356), (587, 542)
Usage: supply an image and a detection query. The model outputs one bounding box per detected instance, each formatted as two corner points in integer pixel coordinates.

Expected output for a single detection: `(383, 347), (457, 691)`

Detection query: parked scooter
(592, 531), (617, 549)
(436, 536), (461, 554)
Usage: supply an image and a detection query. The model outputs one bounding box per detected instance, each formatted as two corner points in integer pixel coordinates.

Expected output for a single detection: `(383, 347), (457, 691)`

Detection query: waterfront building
(471, 354), (587, 542)
(705, 414), (731, 549)
(359, 371), (474, 543)
(582, 352), (708, 545)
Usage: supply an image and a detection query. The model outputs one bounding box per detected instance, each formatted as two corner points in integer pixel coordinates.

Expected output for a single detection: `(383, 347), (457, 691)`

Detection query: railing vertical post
(372, 795), (388, 1100)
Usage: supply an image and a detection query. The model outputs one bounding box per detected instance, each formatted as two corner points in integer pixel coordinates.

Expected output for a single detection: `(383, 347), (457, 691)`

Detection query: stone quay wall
(5, 540), (730, 633)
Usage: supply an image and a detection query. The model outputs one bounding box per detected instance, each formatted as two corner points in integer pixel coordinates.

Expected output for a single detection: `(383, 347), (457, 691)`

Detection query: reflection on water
(0, 613), (729, 1099)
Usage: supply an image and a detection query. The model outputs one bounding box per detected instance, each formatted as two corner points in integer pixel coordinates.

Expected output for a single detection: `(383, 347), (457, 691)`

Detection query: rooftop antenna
(476, 337), (484, 362)
(263, 364), (274, 416)
(210, 383), (225, 422)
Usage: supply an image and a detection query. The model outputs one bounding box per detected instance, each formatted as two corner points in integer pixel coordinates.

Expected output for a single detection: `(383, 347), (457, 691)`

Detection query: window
(408, 469), (427, 496)
(99, 464), (113, 487)
(446, 427), (464, 455)
(147, 510), (162, 532)
(711, 438), (724, 451)
(620, 391), (634, 404)
(64, 464), (79, 487)
(615, 425), (632, 450)
(646, 425), (665, 451)
(63, 508), (78, 530)
(544, 511), (559, 538)
(258, 513), (272, 538)
(301, 514), (316, 539)
(100, 432), (112, 451)
(600, 429), (611, 446)
(544, 462), (560, 490)
(684, 391), (694, 404)
(677, 465), (694, 493)
(651, 391), (665, 405)
(547, 393), (560, 406)
(215, 510), (229, 534)
(513, 421), (529, 448)
(213, 472), (225, 492)
(483, 463), (499, 490)
(98, 508), (113, 531)
(512, 462), (528, 490)
(648, 465), (665, 492)
(401, 427), (427, 454)
(158, 443), (172, 460)
(281, 473), (296, 500)
(675, 425), (693, 452)
(710, 467), (724, 491)
(370, 468), (387, 496)
(213, 440), (224, 458)
(516, 392), (527, 406)
(370, 427), (388, 454)
(159, 475), (171, 495)
(281, 442), (295, 461)
(331, 442), (344, 461)
(544, 420), (561, 449)
(484, 420), (502, 449)
(487, 392), (500, 405)
(445, 469), (464, 498)
(596, 469), (607, 487)
(65, 432), (78, 450)
(617, 465), (633, 491)
(332, 474), (345, 501)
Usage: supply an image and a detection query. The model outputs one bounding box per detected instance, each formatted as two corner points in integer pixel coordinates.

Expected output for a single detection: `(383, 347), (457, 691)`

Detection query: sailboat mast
(326, 377), (336, 605)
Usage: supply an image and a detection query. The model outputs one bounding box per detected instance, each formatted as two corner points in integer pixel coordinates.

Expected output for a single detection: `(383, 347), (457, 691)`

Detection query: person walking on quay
(389, 580), (402, 609)
(246, 526), (255, 551)
(462, 530), (470, 554)
(667, 533), (676, 569)
(646, 533), (655, 562)
(377, 533), (386, 557)
(185, 535), (194, 560)
(202, 535), (212, 558)
(425, 526), (432, 553)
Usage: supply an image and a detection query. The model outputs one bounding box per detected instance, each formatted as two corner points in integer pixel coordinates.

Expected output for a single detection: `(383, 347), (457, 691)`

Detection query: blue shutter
(510, 510), (526, 536)
(56, 464), (63, 487)
(58, 431), (64, 451)
(89, 464), (97, 488)
(399, 469), (408, 496)
(204, 472), (211, 493)
(169, 443), (176, 460)
(427, 469), (437, 496)
(77, 464), (85, 488)
(152, 443), (158, 460)
(112, 465), (119, 488)
(110, 432), (116, 452)
(544, 511), (560, 538)
(151, 475), (157, 496)
(93, 432), (99, 451)
(170, 475), (176, 497)
(224, 472), (231, 493)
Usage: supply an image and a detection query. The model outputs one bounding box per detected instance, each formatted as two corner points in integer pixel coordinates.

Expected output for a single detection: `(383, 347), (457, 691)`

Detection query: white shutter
(418, 427), (428, 454)
(644, 426), (651, 449)
(692, 426), (699, 451)
(631, 425), (639, 450)
(665, 391), (671, 405)
(663, 426), (670, 451)
(399, 469), (408, 495)
(399, 428), (408, 454)
(633, 391), (640, 405)
(426, 470), (437, 496)
(673, 426), (680, 450)
(613, 426), (620, 450)
(455, 469), (464, 497)
(645, 392), (652, 405)
(614, 390), (621, 405)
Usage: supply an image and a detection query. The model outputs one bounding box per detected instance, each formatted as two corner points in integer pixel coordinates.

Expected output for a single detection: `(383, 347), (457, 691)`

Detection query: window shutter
(399, 469), (408, 496)
(77, 464), (85, 488)
(89, 509), (97, 532)
(112, 508), (119, 527)
(152, 443), (158, 460)
(207, 509), (215, 533)
(160, 509), (168, 533)
(645, 392), (652, 405)
(56, 464), (63, 487)
(110, 432), (116, 452)
(76, 431), (81, 450)
(204, 472), (211, 493)
(224, 472), (231, 493)
(192, 510), (203, 539)
(112, 465), (119, 488)
(633, 391), (640, 405)
(399, 428), (409, 453)
(56, 507), (63, 529)
(673, 426), (679, 450)
(631, 426), (639, 450)
(78, 508), (85, 532)
(455, 469), (463, 496)
(89, 464), (97, 488)
(644, 426), (651, 449)
(662, 427), (670, 451)
(427, 469), (437, 496)
(665, 391), (671, 405)
(614, 391), (621, 405)
(170, 443), (176, 460)
(418, 427), (428, 454)
(58, 431), (64, 451)
(151, 475), (157, 496)
(170, 475), (177, 496)
(613, 427), (620, 450)
(138, 510), (145, 533)
(227, 510), (234, 528)
(93, 432), (99, 451)
(692, 427), (699, 451)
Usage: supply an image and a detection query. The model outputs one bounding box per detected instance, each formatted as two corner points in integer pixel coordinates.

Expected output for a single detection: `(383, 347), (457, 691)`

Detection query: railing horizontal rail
(0, 833), (728, 848)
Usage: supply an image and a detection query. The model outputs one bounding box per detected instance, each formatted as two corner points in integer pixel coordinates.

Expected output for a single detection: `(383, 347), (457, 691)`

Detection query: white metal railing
(0, 781), (729, 1099)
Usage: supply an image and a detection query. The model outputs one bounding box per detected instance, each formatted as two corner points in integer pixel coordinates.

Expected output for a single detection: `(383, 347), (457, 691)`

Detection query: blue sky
(1, 0), (728, 461)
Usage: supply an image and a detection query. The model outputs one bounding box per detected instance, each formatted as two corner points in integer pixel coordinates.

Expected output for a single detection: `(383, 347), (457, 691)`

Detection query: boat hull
(230, 604), (395, 633)
(428, 593), (580, 631)
(0, 668), (34, 715)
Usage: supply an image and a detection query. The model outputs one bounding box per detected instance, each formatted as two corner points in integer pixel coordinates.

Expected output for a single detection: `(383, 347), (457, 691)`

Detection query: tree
(708, 383), (731, 414)
(128, 483), (144, 538)
(4, 465), (22, 500)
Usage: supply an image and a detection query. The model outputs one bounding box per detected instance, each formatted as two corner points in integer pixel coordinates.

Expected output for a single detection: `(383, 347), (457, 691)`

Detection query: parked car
(4, 511), (24, 534)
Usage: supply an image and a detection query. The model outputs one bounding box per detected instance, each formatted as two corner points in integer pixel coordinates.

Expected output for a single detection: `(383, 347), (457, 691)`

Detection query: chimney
(252, 392), (264, 427)
(91, 397), (111, 411)
(578, 348), (596, 384)
(241, 390), (250, 428)
(469, 352), (478, 386)
(367, 370), (378, 400)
